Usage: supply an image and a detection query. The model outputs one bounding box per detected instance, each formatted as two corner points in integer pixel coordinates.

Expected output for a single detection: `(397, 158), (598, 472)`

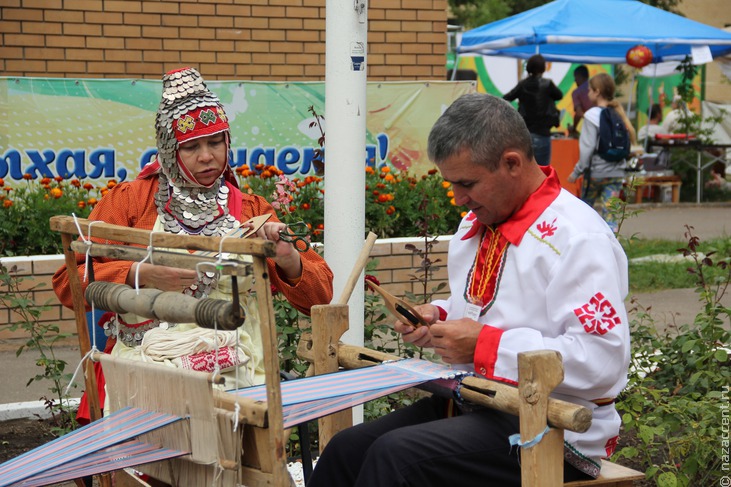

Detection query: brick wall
(0, 237), (451, 345)
(0, 0), (448, 81)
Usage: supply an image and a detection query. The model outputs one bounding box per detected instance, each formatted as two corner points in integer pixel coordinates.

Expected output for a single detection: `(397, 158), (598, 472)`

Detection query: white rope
(64, 348), (96, 396)
(133, 231), (159, 295)
(211, 463), (224, 487)
(232, 402), (241, 432)
(70, 214), (100, 283)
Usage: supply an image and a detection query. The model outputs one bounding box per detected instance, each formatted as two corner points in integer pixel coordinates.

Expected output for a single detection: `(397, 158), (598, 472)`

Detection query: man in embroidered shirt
(307, 93), (629, 487)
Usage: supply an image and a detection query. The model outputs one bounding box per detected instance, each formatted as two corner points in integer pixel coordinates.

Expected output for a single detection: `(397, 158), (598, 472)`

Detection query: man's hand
(394, 303), (439, 347)
(429, 318), (482, 364)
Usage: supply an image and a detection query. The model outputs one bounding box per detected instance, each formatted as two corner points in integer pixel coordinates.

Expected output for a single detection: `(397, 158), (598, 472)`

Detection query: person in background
(307, 93), (629, 487)
(660, 94), (692, 134)
(503, 54), (563, 166)
(53, 67), (334, 423)
(567, 65), (595, 137)
(567, 73), (637, 232)
(637, 103), (664, 148)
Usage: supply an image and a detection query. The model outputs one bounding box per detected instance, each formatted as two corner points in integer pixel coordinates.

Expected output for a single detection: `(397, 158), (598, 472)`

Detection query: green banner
(0, 78), (475, 183)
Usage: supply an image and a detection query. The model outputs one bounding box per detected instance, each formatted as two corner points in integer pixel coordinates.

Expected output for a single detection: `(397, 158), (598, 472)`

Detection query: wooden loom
(51, 215), (293, 487)
(49, 215), (641, 487)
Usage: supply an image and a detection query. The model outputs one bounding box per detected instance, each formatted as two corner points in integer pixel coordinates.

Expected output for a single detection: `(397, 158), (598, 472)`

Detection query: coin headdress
(152, 67), (238, 240)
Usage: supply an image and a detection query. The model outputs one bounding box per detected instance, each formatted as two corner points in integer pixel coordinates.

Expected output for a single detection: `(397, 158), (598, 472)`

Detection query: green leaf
(680, 340), (696, 353)
(657, 471), (677, 487)
(714, 348), (728, 362)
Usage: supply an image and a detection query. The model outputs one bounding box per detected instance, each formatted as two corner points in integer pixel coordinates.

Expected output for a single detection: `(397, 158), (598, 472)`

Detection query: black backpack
(597, 107), (630, 162)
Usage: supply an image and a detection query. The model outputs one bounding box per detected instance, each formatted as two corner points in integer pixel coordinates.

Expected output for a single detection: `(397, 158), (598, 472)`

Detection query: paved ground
(1, 203), (729, 415)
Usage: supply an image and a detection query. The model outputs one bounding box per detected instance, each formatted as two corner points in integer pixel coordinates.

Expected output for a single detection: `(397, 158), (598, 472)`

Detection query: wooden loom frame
(50, 215), (293, 487)
(50, 216), (641, 487)
(299, 305), (643, 487)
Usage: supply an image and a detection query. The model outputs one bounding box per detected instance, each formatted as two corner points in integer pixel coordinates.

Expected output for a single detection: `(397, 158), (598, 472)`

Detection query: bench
(632, 175), (682, 204)
(301, 303), (645, 487)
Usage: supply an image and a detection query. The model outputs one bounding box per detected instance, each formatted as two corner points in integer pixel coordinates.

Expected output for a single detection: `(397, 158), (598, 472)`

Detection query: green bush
(615, 229), (731, 486)
(0, 176), (107, 256)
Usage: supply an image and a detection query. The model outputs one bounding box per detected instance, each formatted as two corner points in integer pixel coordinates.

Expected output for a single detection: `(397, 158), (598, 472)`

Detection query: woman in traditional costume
(53, 67), (333, 422)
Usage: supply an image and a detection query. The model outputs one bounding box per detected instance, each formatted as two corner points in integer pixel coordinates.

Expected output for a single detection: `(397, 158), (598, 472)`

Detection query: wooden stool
(633, 175), (682, 204)
(564, 459), (644, 486)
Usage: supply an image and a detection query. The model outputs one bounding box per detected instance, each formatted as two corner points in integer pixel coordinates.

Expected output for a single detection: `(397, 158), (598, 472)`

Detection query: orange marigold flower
(88, 198), (98, 206)
(22, 173), (32, 180)
(378, 194), (389, 203)
(380, 166), (390, 173)
(441, 181), (451, 189)
(71, 179), (81, 188)
(376, 183), (385, 189)
(0, 178), (4, 186)
(365, 166), (375, 174)
(316, 223), (324, 230)
(372, 190), (380, 196)
(289, 205), (297, 212)
(50, 188), (63, 199)
(4, 187), (13, 192)
(255, 163), (265, 171)
(100, 187), (109, 196)
(107, 180), (117, 189)
(40, 177), (51, 185)
(77, 201), (86, 208)
(301, 203), (310, 210)
(261, 170), (272, 178)
(460, 211), (468, 218)
(428, 169), (438, 175)
(386, 205), (395, 215)
(384, 174), (394, 182)
(54, 176), (64, 182)
(450, 198), (456, 206)
(83, 183), (94, 190)
(3, 199), (12, 208)
(447, 190), (454, 198)
(42, 184), (51, 190)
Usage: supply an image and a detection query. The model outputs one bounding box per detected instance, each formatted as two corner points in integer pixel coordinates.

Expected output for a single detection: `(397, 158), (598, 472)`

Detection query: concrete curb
(0, 398), (80, 421)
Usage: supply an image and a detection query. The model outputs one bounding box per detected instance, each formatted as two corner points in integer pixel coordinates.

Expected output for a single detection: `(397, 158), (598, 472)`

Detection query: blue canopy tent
(457, 0), (731, 63)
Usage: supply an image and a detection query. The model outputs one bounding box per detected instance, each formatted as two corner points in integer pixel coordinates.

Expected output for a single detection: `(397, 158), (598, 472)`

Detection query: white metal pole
(324, 0), (368, 386)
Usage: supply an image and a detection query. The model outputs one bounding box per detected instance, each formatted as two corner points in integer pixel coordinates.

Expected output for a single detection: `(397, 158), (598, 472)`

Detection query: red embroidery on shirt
(180, 346), (241, 372)
(536, 218), (557, 239)
(604, 435), (619, 457)
(573, 292), (621, 335)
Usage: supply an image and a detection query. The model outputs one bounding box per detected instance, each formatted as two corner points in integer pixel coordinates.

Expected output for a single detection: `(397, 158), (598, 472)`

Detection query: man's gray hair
(427, 93), (533, 171)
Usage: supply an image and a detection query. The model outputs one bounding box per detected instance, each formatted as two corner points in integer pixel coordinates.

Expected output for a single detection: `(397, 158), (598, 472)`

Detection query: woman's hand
(126, 262), (199, 292)
(567, 173), (578, 183)
(253, 221), (303, 280)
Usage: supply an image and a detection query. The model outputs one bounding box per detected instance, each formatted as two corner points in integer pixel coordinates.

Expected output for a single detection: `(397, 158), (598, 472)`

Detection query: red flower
(364, 274), (380, 289)
(22, 173), (32, 180)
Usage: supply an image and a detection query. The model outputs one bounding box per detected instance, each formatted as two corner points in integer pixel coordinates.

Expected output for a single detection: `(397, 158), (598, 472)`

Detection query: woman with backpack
(503, 54), (563, 166)
(567, 72), (636, 232)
